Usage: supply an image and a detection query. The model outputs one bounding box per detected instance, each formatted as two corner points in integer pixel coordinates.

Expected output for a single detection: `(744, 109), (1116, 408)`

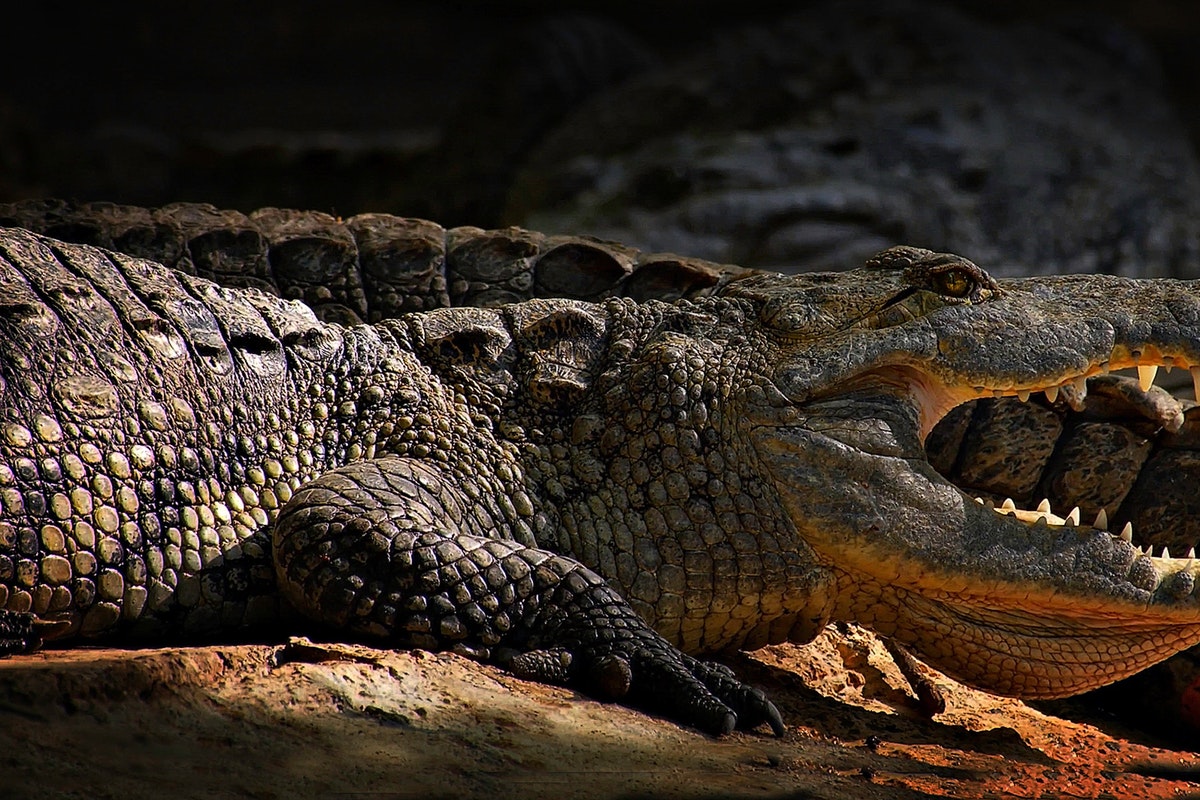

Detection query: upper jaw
(927, 274), (1200, 392)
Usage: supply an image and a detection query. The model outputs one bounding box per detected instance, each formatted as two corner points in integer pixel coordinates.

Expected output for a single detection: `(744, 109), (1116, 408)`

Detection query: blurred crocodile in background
(4, 202), (1200, 735)
(5, 2), (1200, 287)
(466, 1), (1200, 280)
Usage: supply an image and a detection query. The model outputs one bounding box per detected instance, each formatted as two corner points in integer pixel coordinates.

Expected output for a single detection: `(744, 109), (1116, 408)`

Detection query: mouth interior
(908, 350), (1200, 569)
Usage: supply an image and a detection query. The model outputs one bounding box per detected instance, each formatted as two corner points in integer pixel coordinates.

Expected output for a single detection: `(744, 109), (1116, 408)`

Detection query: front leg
(272, 457), (783, 737)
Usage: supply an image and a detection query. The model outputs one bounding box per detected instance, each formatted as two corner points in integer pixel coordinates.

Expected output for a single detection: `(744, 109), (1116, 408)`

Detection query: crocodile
(6, 199), (1196, 558)
(19, 197), (1200, 721)
(6, 216), (1200, 736)
(501, 0), (1200, 279)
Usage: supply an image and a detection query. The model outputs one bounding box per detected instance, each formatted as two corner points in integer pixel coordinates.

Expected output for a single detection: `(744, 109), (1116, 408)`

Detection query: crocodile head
(728, 245), (1200, 698)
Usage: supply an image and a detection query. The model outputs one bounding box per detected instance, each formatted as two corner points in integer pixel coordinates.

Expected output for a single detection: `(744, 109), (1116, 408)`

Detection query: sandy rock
(4, 625), (1198, 799)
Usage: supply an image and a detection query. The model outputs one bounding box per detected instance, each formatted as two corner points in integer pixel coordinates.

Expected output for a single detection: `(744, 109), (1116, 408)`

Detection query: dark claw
(882, 639), (945, 717)
(628, 649), (741, 737)
(763, 700), (786, 737)
(682, 696), (739, 738)
(914, 681), (947, 717)
(509, 575), (782, 736)
(687, 657), (786, 737)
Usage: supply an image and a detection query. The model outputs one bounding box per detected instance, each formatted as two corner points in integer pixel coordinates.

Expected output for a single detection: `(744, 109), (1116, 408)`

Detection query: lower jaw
(841, 583), (1200, 699)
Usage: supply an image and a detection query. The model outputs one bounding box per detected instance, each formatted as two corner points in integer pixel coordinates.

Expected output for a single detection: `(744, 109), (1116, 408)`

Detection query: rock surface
(5, 626), (1199, 799)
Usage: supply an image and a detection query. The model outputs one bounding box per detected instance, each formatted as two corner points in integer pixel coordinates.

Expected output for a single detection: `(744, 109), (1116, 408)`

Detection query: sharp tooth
(1137, 365), (1159, 391)
(1066, 507), (1081, 526)
(1192, 367), (1200, 402)
(1162, 546), (1171, 560)
(1093, 508), (1108, 530)
(1036, 498), (1052, 514)
(1045, 385), (1060, 403)
(1188, 547), (1196, 560)
(1073, 376), (1088, 396)
(1001, 498), (1016, 511)
(1120, 522), (1134, 543)
(1017, 390), (1030, 402)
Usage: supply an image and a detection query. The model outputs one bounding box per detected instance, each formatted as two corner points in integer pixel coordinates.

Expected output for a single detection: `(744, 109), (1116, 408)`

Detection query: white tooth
(1137, 365), (1159, 391)
(1188, 547), (1197, 560)
(1036, 498), (1052, 514)
(1120, 522), (1134, 543)
(1045, 386), (1060, 403)
(1192, 367), (1200, 402)
(1093, 508), (1108, 530)
(1017, 390), (1030, 402)
(1001, 497), (1017, 511)
(1066, 507), (1081, 526)
(974, 496), (985, 504)
(1162, 547), (1171, 560)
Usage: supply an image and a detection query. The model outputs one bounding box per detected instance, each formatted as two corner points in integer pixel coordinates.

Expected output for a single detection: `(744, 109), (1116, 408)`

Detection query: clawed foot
(500, 635), (784, 737)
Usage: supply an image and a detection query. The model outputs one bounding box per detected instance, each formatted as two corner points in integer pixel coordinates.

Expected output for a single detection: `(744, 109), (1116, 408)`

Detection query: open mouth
(786, 345), (1200, 696)
(914, 347), (1200, 573)
(738, 248), (1200, 697)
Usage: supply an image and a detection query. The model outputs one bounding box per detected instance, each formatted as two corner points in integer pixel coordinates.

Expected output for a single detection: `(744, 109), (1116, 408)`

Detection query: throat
(799, 389), (926, 459)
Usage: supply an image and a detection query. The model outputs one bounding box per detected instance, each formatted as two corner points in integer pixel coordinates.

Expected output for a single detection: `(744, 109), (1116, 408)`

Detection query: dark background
(3, 0), (1200, 226)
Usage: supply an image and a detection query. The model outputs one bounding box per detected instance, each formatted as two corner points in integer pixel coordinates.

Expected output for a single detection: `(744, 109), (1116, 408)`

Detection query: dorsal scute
(509, 299), (609, 406)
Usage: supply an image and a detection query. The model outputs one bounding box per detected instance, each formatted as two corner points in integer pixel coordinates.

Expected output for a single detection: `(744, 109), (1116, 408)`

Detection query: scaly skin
(0, 198), (746, 322)
(5, 220), (1200, 736)
(8, 199), (1195, 563)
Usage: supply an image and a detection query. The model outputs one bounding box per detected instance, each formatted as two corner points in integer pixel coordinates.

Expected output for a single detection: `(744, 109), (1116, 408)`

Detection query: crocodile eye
(934, 268), (972, 298)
